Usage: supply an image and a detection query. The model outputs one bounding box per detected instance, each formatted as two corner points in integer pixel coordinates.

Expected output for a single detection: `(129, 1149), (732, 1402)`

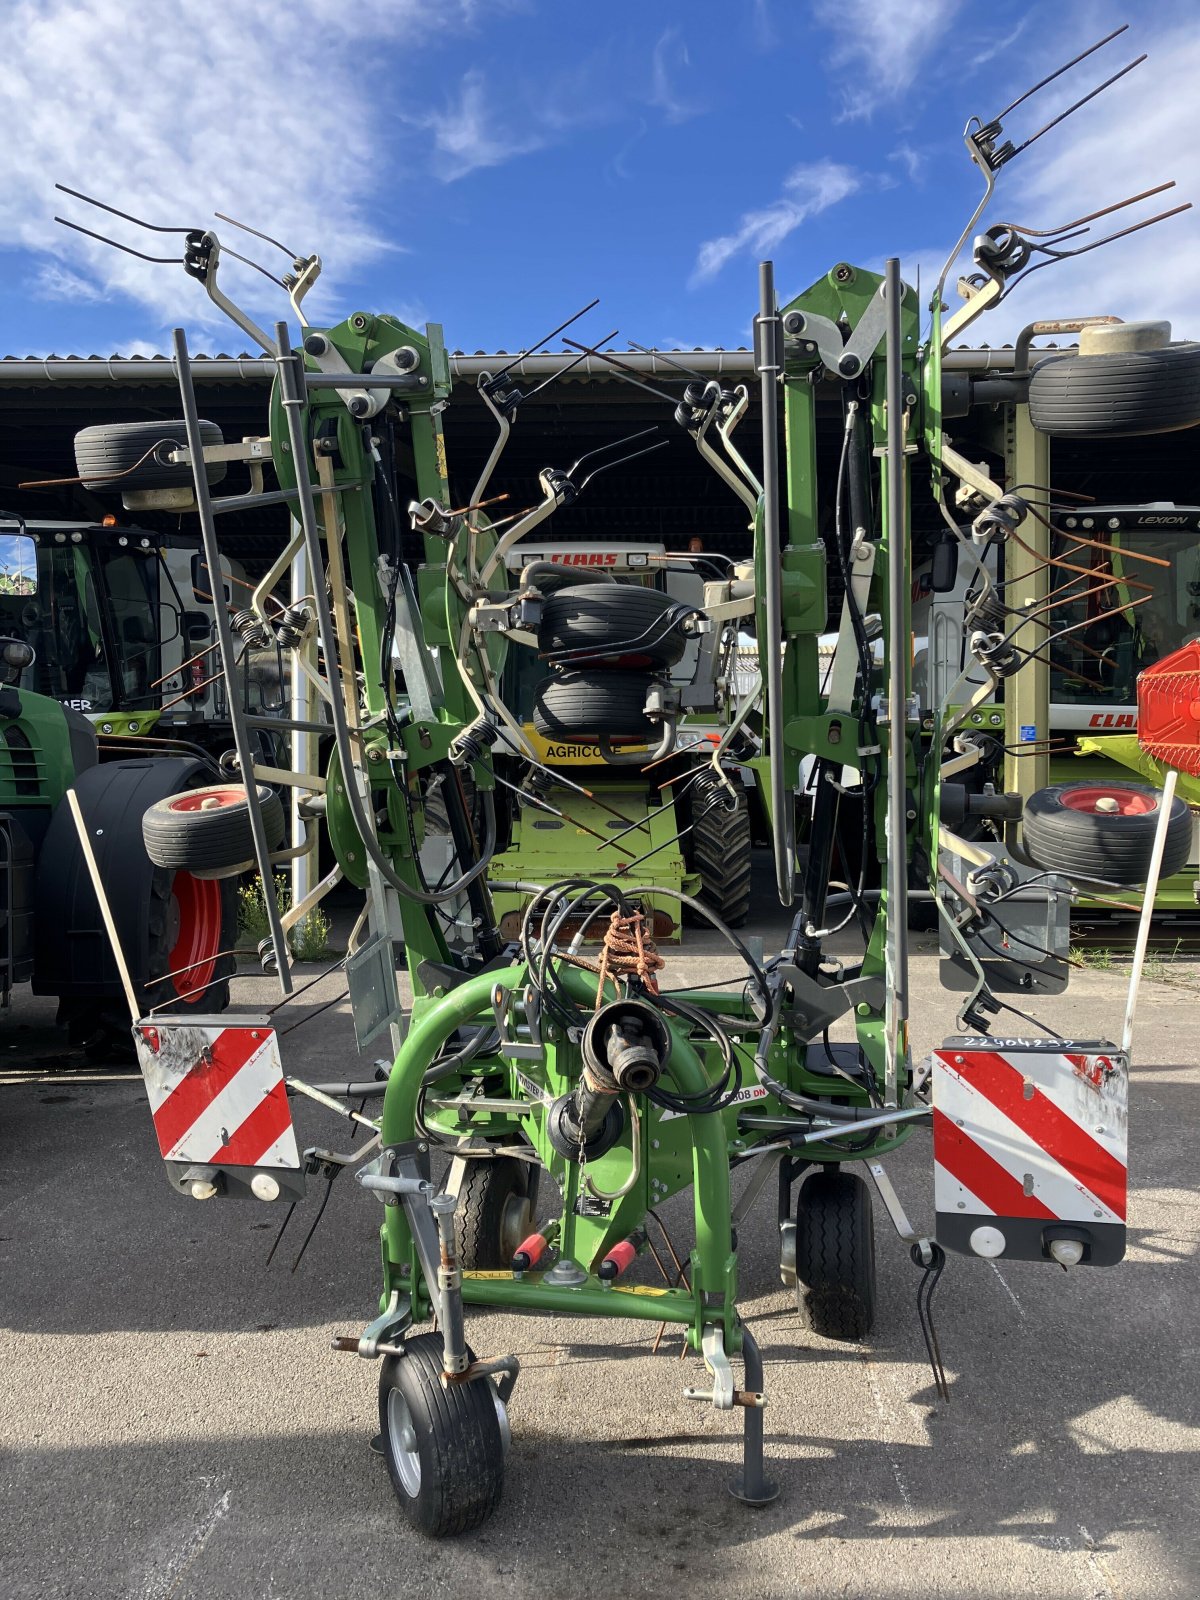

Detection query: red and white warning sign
(933, 1039), (1128, 1265)
(134, 1017), (300, 1170)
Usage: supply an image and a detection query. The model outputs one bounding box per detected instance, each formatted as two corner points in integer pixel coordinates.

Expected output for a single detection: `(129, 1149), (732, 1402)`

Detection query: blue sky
(1, 0), (1197, 358)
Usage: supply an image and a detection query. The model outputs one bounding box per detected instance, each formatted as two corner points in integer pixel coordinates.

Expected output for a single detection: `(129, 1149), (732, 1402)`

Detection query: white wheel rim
(387, 1388), (421, 1497)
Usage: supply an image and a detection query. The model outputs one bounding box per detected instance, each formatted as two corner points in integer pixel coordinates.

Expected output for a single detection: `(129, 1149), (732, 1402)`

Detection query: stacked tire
(532, 583), (690, 749)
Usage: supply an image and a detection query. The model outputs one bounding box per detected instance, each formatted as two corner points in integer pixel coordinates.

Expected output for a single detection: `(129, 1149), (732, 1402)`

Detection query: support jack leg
(729, 1327), (779, 1506)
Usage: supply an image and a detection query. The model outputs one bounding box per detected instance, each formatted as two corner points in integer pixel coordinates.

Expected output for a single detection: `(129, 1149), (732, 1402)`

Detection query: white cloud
(413, 69), (546, 182)
(691, 160), (860, 286)
(31, 262), (107, 303)
(648, 28), (702, 125)
(0, 0), (491, 343)
(890, 144), (924, 184)
(812, 0), (965, 119)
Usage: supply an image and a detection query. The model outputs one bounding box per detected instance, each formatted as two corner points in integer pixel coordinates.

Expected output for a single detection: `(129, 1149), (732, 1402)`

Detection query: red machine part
(1137, 641), (1200, 775)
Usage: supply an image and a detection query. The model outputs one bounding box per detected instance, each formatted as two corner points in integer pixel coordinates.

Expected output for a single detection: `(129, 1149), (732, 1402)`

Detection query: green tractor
(0, 525), (239, 1052)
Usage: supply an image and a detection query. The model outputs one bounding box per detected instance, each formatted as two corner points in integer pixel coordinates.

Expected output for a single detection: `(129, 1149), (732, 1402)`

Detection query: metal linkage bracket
(491, 982), (545, 1062)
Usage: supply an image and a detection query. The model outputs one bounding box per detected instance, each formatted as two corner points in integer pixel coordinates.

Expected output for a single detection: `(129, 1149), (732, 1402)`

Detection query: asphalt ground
(2, 888), (1198, 1599)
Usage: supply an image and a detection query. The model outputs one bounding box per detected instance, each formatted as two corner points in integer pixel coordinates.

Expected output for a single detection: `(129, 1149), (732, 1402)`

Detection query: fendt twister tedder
(55, 23), (1199, 1534)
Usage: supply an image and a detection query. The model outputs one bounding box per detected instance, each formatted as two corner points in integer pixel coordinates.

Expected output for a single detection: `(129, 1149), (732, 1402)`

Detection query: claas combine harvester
(50, 23), (1200, 1534)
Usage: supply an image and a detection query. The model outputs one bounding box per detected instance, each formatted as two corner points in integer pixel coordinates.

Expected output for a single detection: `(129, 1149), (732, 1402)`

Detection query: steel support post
(1004, 405), (1051, 798)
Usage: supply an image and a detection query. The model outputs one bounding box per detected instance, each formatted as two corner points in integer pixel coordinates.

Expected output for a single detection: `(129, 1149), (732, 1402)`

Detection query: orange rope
(593, 908), (664, 1004)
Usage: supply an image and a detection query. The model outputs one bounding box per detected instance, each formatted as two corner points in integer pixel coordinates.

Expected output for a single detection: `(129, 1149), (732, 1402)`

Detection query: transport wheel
(532, 669), (661, 743)
(73, 418), (227, 491)
(794, 1169), (876, 1341)
(539, 584), (691, 669)
(453, 1157), (535, 1270)
(378, 1333), (507, 1537)
(1022, 780), (1192, 888)
(1028, 323), (1200, 438)
(683, 772), (752, 927)
(142, 784), (286, 876)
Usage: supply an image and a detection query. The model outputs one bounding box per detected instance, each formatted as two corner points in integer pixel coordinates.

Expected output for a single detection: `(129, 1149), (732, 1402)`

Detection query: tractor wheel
(33, 759), (241, 1058)
(74, 418), (227, 491)
(794, 1169), (876, 1341)
(532, 670), (660, 744)
(684, 772), (752, 927)
(1028, 324), (1200, 438)
(452, 1157), (535, 1270)
(539, 584), (691, 669)
(1022, 780), (1192, 888)
(378, 1333), (507, 1537)
(142, 784), (286, 876)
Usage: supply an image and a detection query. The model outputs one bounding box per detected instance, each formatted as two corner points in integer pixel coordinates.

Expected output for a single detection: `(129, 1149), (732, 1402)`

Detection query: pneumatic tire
(1028, 345), (1200, 438)
(795, 1169), (876, 1341)
(378, 1334), (507, 1537)
(539, 584), (691, 668)
(683, 772), (752, 927)
(142, 784), (286, 876)
(74, 419), (227, 491)
(532, 670), (661, 744)
(452, 1157), (535, 1270)
(1022, 780), (1192, 887)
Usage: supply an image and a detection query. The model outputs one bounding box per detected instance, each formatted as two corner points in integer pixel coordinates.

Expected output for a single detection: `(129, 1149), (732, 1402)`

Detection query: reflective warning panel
(932, 1038), (1127, 1267)
(133, 1017), (302, 1200)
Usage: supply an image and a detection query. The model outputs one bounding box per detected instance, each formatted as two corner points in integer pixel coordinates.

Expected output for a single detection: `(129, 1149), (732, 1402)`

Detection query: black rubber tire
(73, 419), (227, 491)
(67, 870), (239, 1058)
(378, 1333), (506, 1537)
(1022, 780), (1193, 888)
(453, 1157), (534, 1270)
(794, 1169), (876, 1341)
(685, 773), (752, 927)
(1028, 345), (1200, 438)
(142, 784), (286, 875)
(539, 584), (690, 668)
(532, 669), (660, 743)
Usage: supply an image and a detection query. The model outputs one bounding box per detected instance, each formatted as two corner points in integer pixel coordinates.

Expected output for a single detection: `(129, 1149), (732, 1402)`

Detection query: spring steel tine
(577, 437), (669, 494)
(562, 338), (682, 407)
(217, 242), (288, 288)
(489, 299), (601, 384)
(54, 182), (194, 232)
(991, 24), (1130, 123)
(1006, 51), (1148, 163)
(53, 216), (181, 264)
(490, 770), (613, 846)
(214, 210), (301, 261)
(566, 425), (660, 481)
(519, 329), (619, 405)
(996, 181), (1177, 240)
(627, 340), (709, 384)
(1022, 203), (1193, 277)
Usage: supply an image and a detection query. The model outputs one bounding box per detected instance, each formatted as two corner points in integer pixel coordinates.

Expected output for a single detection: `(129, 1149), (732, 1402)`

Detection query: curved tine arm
(468, 376), (513, 539)
(695, 388), (758, 518)
(716, 384), (763, 496)
(476, 473), (561, 589)
(197, 233), (278, 356)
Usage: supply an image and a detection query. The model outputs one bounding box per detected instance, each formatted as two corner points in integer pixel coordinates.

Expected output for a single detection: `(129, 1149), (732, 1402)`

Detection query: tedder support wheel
(539, 583), (690, 669)
(1022, 780), (1192, 888)
(1028, 337), (1200, 438)
(532, 669), (662, 744)
(453, 1157), (535, 1270)
(378, 1333), (507, 1537)
(685, 772), (752, 928)
(73, 418), (227, 491)
(794, 1169), (876, 1341)
(142, 784), (286, 876)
